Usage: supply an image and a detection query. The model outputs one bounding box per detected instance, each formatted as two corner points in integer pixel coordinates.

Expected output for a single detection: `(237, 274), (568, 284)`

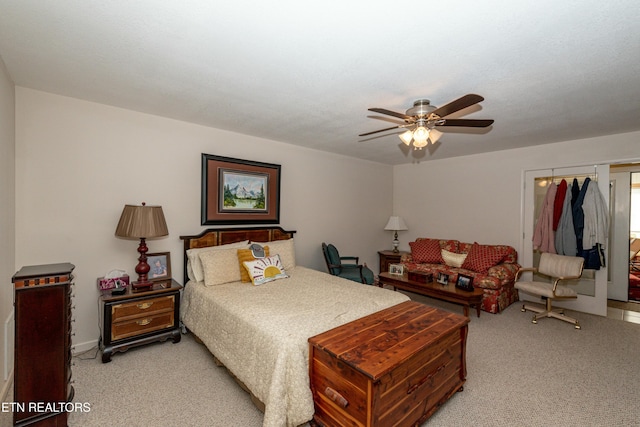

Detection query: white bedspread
(180, 266), (409, 427)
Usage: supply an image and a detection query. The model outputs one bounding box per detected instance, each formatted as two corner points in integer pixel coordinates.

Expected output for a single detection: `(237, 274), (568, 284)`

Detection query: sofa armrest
(487, 263), (521, 285)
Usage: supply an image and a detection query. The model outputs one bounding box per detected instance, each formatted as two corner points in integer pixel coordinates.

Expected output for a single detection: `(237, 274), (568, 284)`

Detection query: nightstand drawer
(111, 295), (174, 320)
(99, 279), (182, 363)
(111, 311), (174, 341)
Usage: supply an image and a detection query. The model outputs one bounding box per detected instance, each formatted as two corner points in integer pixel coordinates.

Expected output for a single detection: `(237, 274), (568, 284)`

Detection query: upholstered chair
(321, 243), (375, 285)
(514, 252), (585, 329)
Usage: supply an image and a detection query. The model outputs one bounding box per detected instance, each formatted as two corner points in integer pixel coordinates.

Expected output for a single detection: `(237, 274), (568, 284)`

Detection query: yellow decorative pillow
(237, 246), (270, 282)
(243, 255), (288, 286)
(441, 249), (468, 268)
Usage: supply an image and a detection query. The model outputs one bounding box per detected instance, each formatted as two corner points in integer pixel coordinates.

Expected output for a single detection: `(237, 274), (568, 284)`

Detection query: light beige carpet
(3, 296), (640, 426)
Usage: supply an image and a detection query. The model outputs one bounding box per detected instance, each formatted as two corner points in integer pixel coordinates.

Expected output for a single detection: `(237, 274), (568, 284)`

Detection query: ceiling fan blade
(359, 125), (402, 137)
(368, 108), (411, 121)
(439, 119), (494, 127)
(430, 94), (485, 119)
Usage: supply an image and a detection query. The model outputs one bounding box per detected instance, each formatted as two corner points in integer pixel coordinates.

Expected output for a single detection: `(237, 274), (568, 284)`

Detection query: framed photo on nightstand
(147, 252), (171, 281)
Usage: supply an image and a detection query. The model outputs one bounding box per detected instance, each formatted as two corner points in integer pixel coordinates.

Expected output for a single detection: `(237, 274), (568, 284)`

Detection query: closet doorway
(522, 164), (610, 316)
(609, 165), (640, 303)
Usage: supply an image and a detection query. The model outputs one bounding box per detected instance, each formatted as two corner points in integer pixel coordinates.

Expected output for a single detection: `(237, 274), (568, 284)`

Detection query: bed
(179, 226), (410, 427)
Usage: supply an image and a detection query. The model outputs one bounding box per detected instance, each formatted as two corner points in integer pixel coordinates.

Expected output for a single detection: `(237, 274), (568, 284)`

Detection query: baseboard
(72, 339), (100, 356)
(4, 309), (14, 382)
(0, 370), (12, 402)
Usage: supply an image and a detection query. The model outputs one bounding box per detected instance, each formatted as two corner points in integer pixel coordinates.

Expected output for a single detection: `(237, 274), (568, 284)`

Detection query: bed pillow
(461, 243), (508, 273)
(199, 247), (245, 286)
(251, 239), (296, 271)
(242, 255), (289, 286)
(441, 249), (467, 268)
(237, 246), (270, 282)
(186, 240), (250, 282)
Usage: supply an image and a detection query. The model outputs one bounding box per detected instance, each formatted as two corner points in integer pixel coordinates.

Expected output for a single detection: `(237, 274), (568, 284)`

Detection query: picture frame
(455, 273), (474, 292)
(147, 252), (171, 281)
(201, 154), (281, 225)
(436, 272), (449, 285)
(389, 263), (404, 275)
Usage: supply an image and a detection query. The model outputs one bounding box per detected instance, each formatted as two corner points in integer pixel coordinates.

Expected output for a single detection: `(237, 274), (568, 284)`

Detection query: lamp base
(392, 231), (400, 253)
(132, 281), (154, 291)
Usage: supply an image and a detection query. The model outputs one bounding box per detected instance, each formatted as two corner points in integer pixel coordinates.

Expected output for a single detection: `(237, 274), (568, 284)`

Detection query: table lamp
(384, 216), (408, 253)
(115, 203), (168, 290)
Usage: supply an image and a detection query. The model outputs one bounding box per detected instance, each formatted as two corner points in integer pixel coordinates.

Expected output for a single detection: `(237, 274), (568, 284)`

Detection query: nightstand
(99, 279), (182, 363)
(378, 250), (409, 274)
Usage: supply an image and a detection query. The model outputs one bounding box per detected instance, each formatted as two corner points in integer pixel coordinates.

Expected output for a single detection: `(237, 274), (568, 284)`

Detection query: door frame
(520, 164), (609, 316)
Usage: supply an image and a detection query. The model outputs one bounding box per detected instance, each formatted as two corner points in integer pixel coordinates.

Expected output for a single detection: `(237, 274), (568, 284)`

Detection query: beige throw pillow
(441, 249), (468, 268)
(199, 247), (245, 286)
(251, 239), (296, 271)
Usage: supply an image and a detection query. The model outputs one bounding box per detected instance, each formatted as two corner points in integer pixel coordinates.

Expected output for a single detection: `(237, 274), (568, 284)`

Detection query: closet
(522, 164), (610, 316)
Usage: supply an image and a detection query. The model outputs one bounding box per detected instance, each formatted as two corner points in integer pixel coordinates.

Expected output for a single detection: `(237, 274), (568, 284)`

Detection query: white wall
(0, 57), (15, 398)
(15, 88), (394, 352)
(393, 131), (640, 254)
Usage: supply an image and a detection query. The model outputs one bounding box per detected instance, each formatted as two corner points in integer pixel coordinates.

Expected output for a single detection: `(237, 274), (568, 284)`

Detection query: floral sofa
(400, 238), (520, 314)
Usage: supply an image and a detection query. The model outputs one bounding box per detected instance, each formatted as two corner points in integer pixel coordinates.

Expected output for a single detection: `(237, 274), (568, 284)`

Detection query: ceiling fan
(359, 94), (494, 150)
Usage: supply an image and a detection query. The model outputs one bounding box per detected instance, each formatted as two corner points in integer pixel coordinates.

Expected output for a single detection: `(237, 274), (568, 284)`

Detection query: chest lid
(309, 300), (468, 381)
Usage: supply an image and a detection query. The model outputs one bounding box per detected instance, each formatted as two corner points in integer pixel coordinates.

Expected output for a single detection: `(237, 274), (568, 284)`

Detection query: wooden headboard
(179, 226), (296, 284)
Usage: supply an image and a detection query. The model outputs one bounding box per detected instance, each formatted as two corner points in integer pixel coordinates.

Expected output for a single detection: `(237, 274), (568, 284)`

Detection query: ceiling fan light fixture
(429, 128), (443, 144)
(412, 126), (430, 149)
(399, 130), (414, 146)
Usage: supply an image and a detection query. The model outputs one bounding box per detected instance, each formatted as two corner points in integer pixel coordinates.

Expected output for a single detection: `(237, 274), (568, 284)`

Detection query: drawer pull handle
(407, 364), (446, 395)
(324, 387), (348, 408)
(137, 302), (153, 309)
(136, 318), (152, 326)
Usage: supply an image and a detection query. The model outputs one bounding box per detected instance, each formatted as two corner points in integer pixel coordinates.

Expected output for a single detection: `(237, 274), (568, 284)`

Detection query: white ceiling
(1, 1), (639, 165)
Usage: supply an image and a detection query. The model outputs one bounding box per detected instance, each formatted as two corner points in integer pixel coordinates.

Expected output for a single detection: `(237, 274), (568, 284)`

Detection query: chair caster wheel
(521, 305), (526, 312)
(532, 318), (537, 324)
(575, 324), (581, 330)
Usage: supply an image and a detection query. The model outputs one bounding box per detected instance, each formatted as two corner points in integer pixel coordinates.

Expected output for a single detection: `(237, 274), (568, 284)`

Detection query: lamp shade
(384, 216), (408, 231)
(115, 204), (168, 239)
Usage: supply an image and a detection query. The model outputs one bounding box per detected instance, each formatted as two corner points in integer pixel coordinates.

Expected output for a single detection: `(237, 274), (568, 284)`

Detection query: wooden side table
(378, 250), (409, 274)
(99, 279), (182, 363)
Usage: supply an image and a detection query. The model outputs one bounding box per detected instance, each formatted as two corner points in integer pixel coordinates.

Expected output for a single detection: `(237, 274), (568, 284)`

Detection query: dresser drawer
(111, 311), (174, 341)
(111, 295), (174, 321)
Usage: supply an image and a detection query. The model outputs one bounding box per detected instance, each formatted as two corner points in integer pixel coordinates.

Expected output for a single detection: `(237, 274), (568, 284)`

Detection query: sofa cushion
(442, 249), (467, 268)
(409, 239), (443, 264)
(462, 243), (509, 273)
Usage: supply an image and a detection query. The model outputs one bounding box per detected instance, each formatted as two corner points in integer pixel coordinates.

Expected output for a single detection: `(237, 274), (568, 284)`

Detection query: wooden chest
(308, 301), (469, 427)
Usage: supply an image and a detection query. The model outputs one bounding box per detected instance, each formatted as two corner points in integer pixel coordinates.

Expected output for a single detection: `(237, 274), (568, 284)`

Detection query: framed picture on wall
(201, 154), (281, 225)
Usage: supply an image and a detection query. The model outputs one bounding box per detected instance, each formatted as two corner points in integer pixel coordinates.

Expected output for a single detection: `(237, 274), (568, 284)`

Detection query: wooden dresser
(99, 279), (182, 362)
(12, 263), (75, 427)
(309, 301), (469, 427)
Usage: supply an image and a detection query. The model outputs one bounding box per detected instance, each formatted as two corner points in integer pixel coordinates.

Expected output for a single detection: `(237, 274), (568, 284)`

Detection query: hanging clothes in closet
(532, 182), (557, 253)
(581, 177), (608, 270)
(534, 175), (608, 269)
(555, 180), (577, 256)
